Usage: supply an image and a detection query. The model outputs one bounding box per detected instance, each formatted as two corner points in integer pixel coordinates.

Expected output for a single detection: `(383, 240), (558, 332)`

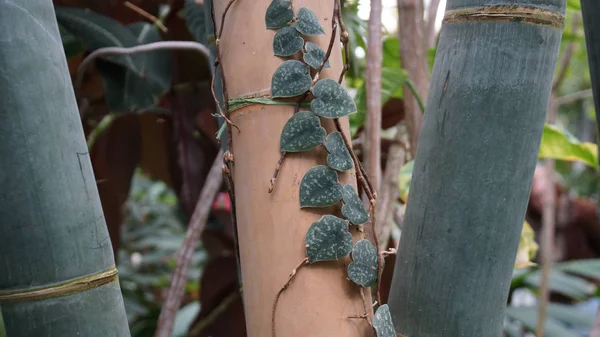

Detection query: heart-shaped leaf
(341, 185), (368, 225)
(273, 26), (304, 56)
(305, 215), (353, 263)
(325, 132), (353, 172)
(265, 0), (293, 29)
(271, 60), (312, 98)
(303, 41), (330, 69)
(299, 165), (342, 208)
(294, 7), (325, 36)
(280, 111), (326, 152)
(311, 78), (357, 118)
(373, 305), (395, 337)
(347, 239), (378, 287)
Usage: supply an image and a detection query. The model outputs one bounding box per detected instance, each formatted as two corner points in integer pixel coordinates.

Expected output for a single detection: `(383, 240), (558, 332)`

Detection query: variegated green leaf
(265, 0), (293, 29)
(299, 165), (342, 208)
(303, 41), (330, 69)
(273, 26), (304, 56)
(271, 60), (312, 98)
(347, 239), (378, 287)
(311, 78), (357, 118)
(305, 215), (353, 263)
(325, 131), (353, 171)
(341, 185), (368, 225)
(280, 111), (326, 152)
(294, 7), (325, 36)
(373, 305), (395, 337)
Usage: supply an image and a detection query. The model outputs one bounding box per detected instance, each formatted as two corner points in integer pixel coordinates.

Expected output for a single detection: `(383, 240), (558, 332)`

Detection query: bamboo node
(443, 5), (564, 28)
(0, 266), (118, 303)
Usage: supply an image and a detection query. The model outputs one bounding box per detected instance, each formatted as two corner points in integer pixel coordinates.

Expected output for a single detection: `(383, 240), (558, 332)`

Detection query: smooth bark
(388, 1), (566, 336)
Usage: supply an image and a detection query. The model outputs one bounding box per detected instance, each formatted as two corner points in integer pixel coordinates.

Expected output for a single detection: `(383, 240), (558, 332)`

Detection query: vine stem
(124, 1), (168, 32)
(271, 257), (309, 337)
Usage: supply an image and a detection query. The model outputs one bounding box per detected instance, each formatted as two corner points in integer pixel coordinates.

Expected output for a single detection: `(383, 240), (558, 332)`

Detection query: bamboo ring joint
(443, 5), (564, 28)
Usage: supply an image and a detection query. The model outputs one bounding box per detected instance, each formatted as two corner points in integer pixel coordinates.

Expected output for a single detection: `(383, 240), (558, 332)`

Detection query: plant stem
(271, 257), (309, 337)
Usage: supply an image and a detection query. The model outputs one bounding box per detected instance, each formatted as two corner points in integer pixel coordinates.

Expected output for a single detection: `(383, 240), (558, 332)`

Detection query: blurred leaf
(524, 269), (597, 300)
(539, 124), (598, 169)
(514, 221), (539, 269)
(355, 67), (406, 120)
(56, 8), (173, 113)
(556, 259), (600, 280)
(505, 306), (583, 337)
(183, 0), (207, 44)
(59, 25), (83, 58)
(398, 160), (414, 203)
(546, 303), (596, 329)
(567, 0), (581, 10)
(382, 37), (401, 68)
(173, 302), (201, 337)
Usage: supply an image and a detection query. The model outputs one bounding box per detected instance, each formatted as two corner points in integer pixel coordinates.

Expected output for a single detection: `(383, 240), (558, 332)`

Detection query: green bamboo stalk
(387, 1), (566, 336)
(581, 0), (600, 167)
(0, 1), (130, 336)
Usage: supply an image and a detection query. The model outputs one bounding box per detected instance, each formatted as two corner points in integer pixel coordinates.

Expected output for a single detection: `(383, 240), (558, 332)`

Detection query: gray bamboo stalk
(0, 1), (130, 336)
(581, 0), (600, 167)
(364, 0), (383, 193)
(387, 1), (566, 336)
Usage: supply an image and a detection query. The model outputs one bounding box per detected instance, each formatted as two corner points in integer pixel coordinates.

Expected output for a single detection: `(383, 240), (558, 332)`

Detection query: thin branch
(75, 42), (210, 90)
(555, 89), (594, 106)
(336, 0), (351, 83)
(269, 152), (287, 193)
(364, 0), (383, 194)
(535, 98), (558, 337)
(272, 257), (309, 337)
(124, 1), (168, 33)
(370, 202), (383, 306)
(155, 150), (225, 337)
(552, 13), (580, 92)
(359, 287), (373, 325)
(186, 290), (240, 336)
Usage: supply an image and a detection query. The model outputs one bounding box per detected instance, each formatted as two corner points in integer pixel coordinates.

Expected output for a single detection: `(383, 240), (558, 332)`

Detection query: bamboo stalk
(0, 1), (130, 336)
(581, 0), (600, 168)
(387, 1), (566, 336)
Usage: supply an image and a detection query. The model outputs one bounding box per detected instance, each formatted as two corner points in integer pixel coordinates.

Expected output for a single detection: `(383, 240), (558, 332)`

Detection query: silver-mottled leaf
(273, 26), (304, 56)
(294, 7), (325, 36)
(299, 165), (342, 208)
(325, 132), (353, 172)
(347, 239), (378, 287)
(373, 305), (395, 337)
(280, 111), (326, 152)
(305, 215), (353, 263)
(303, 41), (330, 69)
(341, 185), (368, 225)
(271, 60), (312, 98)
(311, 78), (357, 118)
(265, 0), (293, 29)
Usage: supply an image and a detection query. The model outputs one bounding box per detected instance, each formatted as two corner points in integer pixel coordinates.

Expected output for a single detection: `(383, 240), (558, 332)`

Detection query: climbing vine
(263, 0), (396, 336)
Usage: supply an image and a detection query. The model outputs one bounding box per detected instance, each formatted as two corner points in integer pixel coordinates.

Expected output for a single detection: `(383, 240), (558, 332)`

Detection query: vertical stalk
(581, 0), (600, 167)
(387, 1), (566, 336)
(0, 1), (130, 336)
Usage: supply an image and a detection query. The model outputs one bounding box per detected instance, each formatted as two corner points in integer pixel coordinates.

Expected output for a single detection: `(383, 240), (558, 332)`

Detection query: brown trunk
(213, 1), (373, 336)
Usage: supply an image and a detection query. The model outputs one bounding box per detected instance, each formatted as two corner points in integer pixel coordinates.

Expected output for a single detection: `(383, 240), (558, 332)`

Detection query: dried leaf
(299, 165), (343, 208)
(347, 239), (378, 287)
(271, 60), (312, 98)
(294, 7), (325, 36)
(373, 305), (395, 337)
(311, 78), (357, 118)
(325, 131), (353, 172)
(280, 111), (326, 152)
(303, 41), (330, 69)
(265, 0), (294, 29)
(305, 215), (353, 263)
(341, 185), (368, 225)
(273, 26), (304, 57)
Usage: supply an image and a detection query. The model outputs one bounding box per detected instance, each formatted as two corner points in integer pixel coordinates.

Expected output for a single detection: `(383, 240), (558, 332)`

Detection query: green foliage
(303, 42), (330, 69)
(373, 305), (395, 337)
(265, 0), (294, 29)
(279, 111), (326, 152)
(539, 124), (598, 169)
(299, 165), (343, 208)
(325, 132), (354, 172)
(55, 8), (173, 113)
(347, 239), (378, 287)
(505, 306), (583, 337)
(294, 8), (325, 36)
(271, 60), (312, 98)
(273, 26), (304, 56)
(311, 78), (357, 118)
(305, 215), (353, 263)
(340, 185), (368, 225)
